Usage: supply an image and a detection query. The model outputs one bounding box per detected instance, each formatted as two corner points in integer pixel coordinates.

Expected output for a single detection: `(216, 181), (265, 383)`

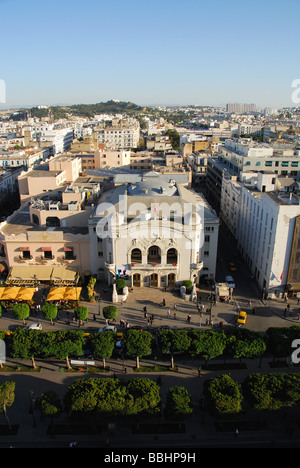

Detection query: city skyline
(0, 0), (299, 109)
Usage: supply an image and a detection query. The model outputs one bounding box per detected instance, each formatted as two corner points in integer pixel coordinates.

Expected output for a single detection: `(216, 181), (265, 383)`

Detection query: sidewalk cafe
(0, 285), (36, 308)
(46, 286), (82, 309)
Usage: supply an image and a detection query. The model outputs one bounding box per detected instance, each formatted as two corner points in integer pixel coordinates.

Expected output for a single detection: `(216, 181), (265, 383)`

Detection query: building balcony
(57, 255), (77, 264)
(129, 262), (178, 271)
(190, 262), (204, 270)
(14, 255), (33, 263)
(35, 255), (55, 264)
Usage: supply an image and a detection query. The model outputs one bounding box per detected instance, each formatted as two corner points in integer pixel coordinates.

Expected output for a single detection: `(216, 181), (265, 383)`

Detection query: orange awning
(15, 287), (36, 301)
(1, 287), (21, 300)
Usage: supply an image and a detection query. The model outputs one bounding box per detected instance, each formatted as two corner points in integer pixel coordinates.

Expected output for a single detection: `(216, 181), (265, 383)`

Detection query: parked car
(76, 349), (94, 360)
(98, 325), (117, 332)
(228, 262), (237, 271)
(225, 275), (235, 289)
(24, 323), (43, 330)
(236, 311), (247, 325)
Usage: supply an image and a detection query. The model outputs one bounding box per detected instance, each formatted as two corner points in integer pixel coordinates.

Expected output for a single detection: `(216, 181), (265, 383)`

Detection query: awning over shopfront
(51, 267), (79, 286)
(7, 266), (53, 283)
(6, 266), (79, 286)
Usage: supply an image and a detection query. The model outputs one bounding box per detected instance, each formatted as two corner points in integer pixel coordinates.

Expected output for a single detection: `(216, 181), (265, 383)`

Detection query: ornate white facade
(89, 172), (219, 288)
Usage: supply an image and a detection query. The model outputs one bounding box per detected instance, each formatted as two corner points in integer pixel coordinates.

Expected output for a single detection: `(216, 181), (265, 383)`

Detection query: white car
(225, 276), (235, 289)
(99, 325), (117, 332)
(25, 323), (43, 330)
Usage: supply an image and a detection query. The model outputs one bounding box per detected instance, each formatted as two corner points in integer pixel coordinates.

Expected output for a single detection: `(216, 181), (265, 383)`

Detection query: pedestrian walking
(167, 309), (170, 317)
(174, 311), (176, 319)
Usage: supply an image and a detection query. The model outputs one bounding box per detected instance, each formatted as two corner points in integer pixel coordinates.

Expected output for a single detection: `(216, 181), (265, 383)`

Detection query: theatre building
(89, 172), (219, 288)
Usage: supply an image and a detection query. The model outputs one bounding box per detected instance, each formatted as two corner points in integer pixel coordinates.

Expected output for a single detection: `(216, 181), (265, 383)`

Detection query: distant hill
(27, 100), (144, 120)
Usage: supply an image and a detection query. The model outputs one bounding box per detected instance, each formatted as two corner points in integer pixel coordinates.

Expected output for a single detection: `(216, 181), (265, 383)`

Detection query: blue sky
(0, 0), (299, 109)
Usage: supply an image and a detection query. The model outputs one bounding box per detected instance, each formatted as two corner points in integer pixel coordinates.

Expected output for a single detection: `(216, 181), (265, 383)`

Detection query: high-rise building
(226, 103), (256, 114)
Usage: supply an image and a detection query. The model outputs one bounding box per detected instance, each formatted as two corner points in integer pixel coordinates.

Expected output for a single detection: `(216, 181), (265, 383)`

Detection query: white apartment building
(238, 123), (262, 136)
(218, 138), (300, 178)
(0, 147), (51, 168)
(96, 121), (140, 149)
(27, 124), (74, 154)
(220, 171), (300, 296)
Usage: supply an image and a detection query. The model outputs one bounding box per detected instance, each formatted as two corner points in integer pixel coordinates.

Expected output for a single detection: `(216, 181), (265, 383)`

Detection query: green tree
(166, 129), (180, 151)
(64, 377), (160, 418)
(242, 372), (300, 411)
(87, 276), (97, 302)
(265, 326), (300, 358)
(90, 330), (116, 368)
(126, 377), (160, 415)
(165, 386), (193, 419)
(189, 329), (227, 362)
(74, 306), (88, 326)
(204, 374), (243, 415)
(225, 328), (266, 360)
(102, 305), (118, 322)
(158, 329), (191, 369)
(12, 303), (30, 325)
(0, 381), (15, 430)
(115, 278), (127, 292)
(41, 302), (58, 325)
(36, 391), (62, 427)
(182, 280), (193, 292)
(10, 328), (42, 369)
(49, 330), (85, 369)
(124, 329), (153, 369)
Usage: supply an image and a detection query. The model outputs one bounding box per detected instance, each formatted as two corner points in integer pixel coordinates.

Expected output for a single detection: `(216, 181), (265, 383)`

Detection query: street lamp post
(29, 390), (37, 428)
(96, 295), (102, 315)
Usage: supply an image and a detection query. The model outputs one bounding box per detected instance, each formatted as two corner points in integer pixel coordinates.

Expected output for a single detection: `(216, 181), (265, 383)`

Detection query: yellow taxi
(237, 311), (247, 325)
(228, 262), (237, 271)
